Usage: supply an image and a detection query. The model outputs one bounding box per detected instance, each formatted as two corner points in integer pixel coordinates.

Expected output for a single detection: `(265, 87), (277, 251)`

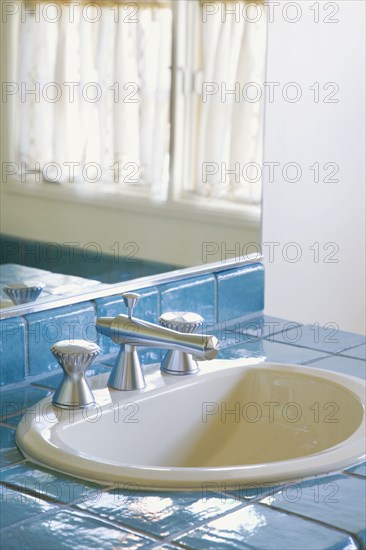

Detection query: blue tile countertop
(0, 312), (365, 550)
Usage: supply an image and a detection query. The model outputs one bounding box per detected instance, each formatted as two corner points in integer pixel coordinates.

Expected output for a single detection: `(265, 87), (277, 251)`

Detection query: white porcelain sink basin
(16, 360), (366, 490)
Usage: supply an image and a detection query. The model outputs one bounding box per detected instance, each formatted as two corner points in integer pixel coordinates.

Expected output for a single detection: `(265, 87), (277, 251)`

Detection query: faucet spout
(96, 315), (219, 360)
(96, 292), (219, 391)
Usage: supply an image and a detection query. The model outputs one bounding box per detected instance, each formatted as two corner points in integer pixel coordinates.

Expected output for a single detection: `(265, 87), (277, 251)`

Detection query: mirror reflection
(1, 0), (267, 314)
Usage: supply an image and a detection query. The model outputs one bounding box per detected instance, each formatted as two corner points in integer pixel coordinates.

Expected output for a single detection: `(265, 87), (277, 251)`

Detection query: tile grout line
(261, 336), (366, 357)
(68, 506), (166, 545)
(0, 480), (162, 545)
(0, 422), (17, 430)
(257, 501), (363, 549)
(147, 499), (256, 547)
(0, 459), (26, 470)
(213, 273), (219, 324)
(0, 472), (186, 546)
(0, 503), (163, 546)
(23, 315), (30, 379)
(341, 471), (366, 480)
(69, 487), (262, 547)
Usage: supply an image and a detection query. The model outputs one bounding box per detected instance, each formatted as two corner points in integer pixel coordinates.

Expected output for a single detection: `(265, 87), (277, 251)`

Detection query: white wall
(263, 0), (365, 334)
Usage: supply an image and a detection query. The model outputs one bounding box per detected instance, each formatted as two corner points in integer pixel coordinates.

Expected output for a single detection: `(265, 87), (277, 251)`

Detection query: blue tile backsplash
(0, 260), (365, 549)
(26, 302), (97, 376)
(0, 263), (265, 385)
(159, 274), (216, 322)
(0, 426), (24, 468)
(216, 263), (264, 322)
(0, 317), (26, 385)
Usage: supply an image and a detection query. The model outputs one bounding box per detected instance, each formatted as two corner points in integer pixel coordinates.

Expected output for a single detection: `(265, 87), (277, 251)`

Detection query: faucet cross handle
(51, 340), (100, 409)
(122, 292), (140, 319)
(159, 312), (204, 375)
(3, 281), (45, 305)
(159, 312), (204, 334)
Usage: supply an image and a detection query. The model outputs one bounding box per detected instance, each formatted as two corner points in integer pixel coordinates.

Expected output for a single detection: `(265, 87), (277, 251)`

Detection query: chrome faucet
(3, 282), (45, 305)
(159, 311), (204, 375)
(51, 340), (101, 409)
(96, 292), (219, 391)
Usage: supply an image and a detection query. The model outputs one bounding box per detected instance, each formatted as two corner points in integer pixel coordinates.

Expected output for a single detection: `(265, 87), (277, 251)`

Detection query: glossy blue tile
(1, 413), (22, 427)
(95, 287), (159, 357)
(261, 315), (303, 339)
(0, 426), (24, 467)
(307, 355), (366, 379)
(25, 303), (96, 376)
(0, 317), (26, 385)
(205, 315), (300, 349)
(261, 474), (366, 541)
(76, 488), (241, 538)
(225, 483), (284, 505)
(0, 464), (103, 504)
(326, 542), (359, 550)
(0, 509), (155, 549)
(159, 275), (216, 323)
(346, 462), (366, 477)
(219, 338), (328, 364)
(95, 287), (159, 321)
(224, 315), (303, 342)
(0, 385), (51, 419)
(174, 503), (355, 549)
(339, 344), (366, 360)
(0, 486), (56, 528)
(205, 321), (255, 350)
(268, 324), (365, 354)
(216, 264), (264, 322)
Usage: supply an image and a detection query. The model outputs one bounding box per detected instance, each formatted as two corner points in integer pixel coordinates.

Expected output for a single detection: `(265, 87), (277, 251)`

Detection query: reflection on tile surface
(0, 509), (156, 550)
(0, 464), (103, 505)
(0, 426), (24, 467)
(77, 489), (241, 538)
(269, 324), (365, 354)
(0, 486), (56, 529)
(260, 474), (366, 539)
(175, 504), (358, 550)
(339, 344), (366, 361)
(218, 338), (328, 364)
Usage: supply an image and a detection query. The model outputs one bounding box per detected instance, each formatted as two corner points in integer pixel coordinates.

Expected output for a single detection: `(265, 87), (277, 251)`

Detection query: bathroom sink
(16, 360), (365, 490)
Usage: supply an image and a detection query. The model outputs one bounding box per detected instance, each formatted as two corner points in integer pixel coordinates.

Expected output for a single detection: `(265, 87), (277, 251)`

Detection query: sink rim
(16, 360), (366, 490)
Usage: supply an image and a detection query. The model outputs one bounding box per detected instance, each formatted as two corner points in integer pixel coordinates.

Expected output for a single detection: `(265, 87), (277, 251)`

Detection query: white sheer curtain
(14, 1), (172, 199)
(195, 1), (266, 204)
(8, 0), (266, 206)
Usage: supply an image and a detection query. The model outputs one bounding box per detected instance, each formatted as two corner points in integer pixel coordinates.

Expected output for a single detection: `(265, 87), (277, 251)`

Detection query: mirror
(1, 0), (266, 315)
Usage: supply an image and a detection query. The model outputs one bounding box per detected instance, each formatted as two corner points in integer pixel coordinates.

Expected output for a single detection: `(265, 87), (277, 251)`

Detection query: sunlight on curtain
(195, 1), (266, 204)
(14, 2), (172, 199)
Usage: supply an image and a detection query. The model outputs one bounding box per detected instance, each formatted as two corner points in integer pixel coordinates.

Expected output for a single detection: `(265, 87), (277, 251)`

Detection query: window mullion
(168, 0), (201, 203)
